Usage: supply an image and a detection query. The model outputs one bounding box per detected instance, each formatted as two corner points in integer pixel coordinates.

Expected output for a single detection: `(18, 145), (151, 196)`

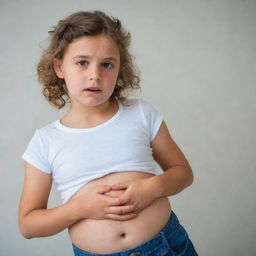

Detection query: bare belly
(68, 171), (171, 254)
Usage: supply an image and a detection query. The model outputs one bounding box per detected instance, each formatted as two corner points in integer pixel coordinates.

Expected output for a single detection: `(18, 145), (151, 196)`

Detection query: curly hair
(37, 11), (140, 109)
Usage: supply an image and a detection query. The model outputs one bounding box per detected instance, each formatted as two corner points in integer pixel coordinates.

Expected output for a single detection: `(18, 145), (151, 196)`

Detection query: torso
(68, 171), (171, 254)
(60, 101), (170, 253)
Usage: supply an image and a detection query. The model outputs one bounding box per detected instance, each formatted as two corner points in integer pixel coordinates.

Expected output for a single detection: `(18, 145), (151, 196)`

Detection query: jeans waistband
(72, 210), (180, 256)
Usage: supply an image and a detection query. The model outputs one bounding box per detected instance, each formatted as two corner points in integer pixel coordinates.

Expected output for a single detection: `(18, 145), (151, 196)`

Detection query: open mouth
(84, 88), (102, 94)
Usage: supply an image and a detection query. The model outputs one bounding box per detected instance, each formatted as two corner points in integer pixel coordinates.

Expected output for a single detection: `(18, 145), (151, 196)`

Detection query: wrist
(66, 198), (84, 223)
(147, 175), (164, 200)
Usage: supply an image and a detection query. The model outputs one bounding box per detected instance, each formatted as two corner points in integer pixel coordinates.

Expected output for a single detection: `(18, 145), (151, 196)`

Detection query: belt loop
(160, 231), (170, 250)
(160, 231), (177, 256)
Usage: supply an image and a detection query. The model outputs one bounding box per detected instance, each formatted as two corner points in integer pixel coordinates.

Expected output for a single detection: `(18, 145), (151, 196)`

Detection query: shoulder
(120, 98), (162, 119)
(120, 98), (155, 110)
(37, 119), (59, 134)
(34, 120), (58, 145)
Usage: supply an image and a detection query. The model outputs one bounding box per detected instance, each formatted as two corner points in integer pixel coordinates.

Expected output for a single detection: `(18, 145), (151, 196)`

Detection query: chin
(82, 99), (111, 107)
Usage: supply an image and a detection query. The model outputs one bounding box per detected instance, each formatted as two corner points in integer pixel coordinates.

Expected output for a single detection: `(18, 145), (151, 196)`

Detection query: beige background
(1, 0), (256, 255)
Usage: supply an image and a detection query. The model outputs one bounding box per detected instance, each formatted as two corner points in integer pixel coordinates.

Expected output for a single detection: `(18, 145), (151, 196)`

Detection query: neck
(63, 100), (118, 125)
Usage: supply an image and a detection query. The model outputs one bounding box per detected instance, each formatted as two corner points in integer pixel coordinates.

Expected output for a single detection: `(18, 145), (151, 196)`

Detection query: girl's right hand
(72, 185), (137, 221)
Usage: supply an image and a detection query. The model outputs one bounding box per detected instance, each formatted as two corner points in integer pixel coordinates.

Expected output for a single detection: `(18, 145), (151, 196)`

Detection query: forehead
(64, 34), (120, 59)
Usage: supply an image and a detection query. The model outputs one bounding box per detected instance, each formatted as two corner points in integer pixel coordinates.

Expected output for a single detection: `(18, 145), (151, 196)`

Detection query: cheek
(109, 70), (120, 83)
(62, 68), (80, 83)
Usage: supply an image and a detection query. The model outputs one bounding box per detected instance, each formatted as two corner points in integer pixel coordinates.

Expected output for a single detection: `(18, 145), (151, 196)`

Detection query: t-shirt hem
(60, 168), (157, 204)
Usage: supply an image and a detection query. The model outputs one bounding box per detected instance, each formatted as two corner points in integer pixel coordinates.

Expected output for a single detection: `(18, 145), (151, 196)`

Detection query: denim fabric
(72, 211), (198, 256)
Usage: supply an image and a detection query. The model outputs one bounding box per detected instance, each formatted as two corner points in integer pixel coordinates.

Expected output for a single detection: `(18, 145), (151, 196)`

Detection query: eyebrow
(72, 55), (118, 62)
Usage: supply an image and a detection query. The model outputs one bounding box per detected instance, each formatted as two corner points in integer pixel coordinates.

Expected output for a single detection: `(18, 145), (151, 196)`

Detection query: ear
(53, 58), (64, 79)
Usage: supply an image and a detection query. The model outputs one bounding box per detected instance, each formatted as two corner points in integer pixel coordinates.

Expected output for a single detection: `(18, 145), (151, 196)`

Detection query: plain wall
(1, 0), (255, 255)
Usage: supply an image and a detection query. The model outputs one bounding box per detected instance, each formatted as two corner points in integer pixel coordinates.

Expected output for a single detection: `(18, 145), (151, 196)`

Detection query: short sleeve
(22, 129), (52, 174)
(139, 99), (164, 141)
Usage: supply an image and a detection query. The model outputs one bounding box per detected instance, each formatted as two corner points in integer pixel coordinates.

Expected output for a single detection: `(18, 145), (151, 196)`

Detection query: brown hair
(37, 11), (140, 109)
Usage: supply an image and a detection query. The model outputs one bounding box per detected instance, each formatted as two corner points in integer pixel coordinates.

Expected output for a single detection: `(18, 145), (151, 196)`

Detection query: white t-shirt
(22, 99), (163, 203)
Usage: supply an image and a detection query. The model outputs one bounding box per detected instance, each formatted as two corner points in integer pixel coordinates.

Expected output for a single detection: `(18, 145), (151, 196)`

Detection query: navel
(120, 232), (126, 238)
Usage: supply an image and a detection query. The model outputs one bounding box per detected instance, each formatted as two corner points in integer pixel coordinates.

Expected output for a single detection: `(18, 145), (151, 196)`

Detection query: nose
(89, 64), (101, 82)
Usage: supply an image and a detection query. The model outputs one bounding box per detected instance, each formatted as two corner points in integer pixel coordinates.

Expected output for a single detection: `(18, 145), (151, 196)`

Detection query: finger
(103, 189), (126, 198)
(119, 192), (132, 205)
(96, 185), (112, 194)
(107, 195), (131, 206)
(111, 182), (129, 190)
(107, 204), (137, 215)
(105, 213), (137, 221)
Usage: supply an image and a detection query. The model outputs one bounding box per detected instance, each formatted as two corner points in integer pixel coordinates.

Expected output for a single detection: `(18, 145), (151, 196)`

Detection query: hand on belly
(68, 172), (171, 254)
(69, 191), (171, 254)
(70, 185), (138, 221)
(70, 172), (160, 222)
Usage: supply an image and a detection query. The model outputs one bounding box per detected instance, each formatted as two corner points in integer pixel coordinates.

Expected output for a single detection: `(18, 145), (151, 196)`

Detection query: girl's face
(54, 34), (120, 108)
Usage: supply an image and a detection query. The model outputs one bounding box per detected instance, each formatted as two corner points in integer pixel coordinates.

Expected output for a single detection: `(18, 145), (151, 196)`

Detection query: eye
(77, 60), (88, 67)
(102, 62), (114, 69)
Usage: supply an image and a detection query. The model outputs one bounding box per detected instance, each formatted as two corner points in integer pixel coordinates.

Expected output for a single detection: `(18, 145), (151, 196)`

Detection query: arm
(148, 120), (194, 198)
(18, 162), (80, 239)
(18, 162), (137, 239)
(112, 121), (194, 211)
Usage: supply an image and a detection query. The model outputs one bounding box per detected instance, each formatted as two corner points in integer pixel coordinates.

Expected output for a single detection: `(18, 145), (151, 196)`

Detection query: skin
(53, 34), (121, 127)
(18, 34), (194, 239)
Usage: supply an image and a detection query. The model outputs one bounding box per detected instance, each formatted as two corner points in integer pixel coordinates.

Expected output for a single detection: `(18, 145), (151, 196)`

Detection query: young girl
(19, 11), (198, 256)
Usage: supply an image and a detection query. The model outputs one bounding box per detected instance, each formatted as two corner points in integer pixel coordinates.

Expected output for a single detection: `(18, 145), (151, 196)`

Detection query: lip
(83, 89), (102, 94)
(84, 86), (102, 90)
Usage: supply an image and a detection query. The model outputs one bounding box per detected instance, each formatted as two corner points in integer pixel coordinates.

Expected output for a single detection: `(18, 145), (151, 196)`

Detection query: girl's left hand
(111, 177), (158, 214)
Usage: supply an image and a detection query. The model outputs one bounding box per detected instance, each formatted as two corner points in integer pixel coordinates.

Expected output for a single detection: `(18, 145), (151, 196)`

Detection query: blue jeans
(72, 211), (198, 256)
